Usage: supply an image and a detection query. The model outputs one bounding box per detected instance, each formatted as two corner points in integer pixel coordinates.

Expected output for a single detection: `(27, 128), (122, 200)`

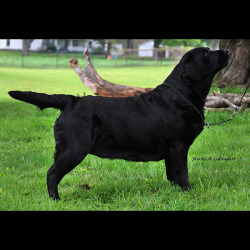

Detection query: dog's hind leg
(47, 150), (87, 200)
(47, 123), (93, 200)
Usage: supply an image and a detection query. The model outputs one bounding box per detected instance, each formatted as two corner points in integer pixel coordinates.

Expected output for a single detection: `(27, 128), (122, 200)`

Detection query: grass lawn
(0, 66), (249, 211)
(0, 50), (177, 68)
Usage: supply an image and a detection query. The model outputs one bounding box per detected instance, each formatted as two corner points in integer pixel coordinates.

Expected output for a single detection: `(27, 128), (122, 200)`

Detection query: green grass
(0, 66), (249, 211)
(0, 50), (177, 68)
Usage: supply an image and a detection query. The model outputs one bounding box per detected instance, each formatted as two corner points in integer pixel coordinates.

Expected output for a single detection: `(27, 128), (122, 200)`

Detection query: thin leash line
(163, 83), (206, 124)
(208, 82), (250, 127)
(163, 82), (250, 129)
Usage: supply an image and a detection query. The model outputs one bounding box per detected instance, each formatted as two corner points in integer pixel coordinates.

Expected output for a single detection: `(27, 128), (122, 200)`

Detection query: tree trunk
(125, 39), (133, 55)
(214, 39), (250, 87)
(106, 40), (112, 57)
(153, 39), (162, 61)
(22, 39), (34, 56)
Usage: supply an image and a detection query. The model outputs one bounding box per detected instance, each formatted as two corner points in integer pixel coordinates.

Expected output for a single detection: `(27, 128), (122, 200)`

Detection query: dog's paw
(179, 181), (191, 191)
(170, 179), (191, 191)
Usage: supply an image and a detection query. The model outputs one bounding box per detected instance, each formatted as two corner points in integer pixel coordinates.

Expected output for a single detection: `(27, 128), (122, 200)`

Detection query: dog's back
(59, 90), (175, 162)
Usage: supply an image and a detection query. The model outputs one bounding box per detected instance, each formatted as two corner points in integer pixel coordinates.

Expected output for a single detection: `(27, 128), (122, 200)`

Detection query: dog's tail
(8, 91), (79, 111)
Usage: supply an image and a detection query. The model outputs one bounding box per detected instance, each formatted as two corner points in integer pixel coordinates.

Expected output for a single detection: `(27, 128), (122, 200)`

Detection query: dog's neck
(163, 63), (214, 107)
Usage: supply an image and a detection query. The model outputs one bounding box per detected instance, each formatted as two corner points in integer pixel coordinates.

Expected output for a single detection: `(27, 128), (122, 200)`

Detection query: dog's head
(180, 47), (230, 82)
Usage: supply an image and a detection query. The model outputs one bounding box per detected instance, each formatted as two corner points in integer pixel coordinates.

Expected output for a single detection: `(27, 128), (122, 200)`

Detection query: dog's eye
(205, 52), (208, 56)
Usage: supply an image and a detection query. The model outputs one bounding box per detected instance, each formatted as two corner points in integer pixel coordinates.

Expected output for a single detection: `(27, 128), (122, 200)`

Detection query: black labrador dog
(9, 47), (230, 200)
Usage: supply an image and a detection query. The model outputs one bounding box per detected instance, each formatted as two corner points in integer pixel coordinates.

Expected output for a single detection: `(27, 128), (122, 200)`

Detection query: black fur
(9, 47), (230, 200)
(8, 91), (80, 111)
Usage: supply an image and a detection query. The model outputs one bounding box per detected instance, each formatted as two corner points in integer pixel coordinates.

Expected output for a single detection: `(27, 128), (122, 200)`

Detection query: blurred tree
(93, 39), (106, 50)
(162, 39), (202, 47)
(214, 39), (250, 87)
(123, 39), (134, 55)
(201, 39), (219, 50)
(125, 39), (133, 49)
(153, 39), (162, 60)
(106, 40), (112, 57)
(93, 39), (123, 56)
(22, 39), (34, 56)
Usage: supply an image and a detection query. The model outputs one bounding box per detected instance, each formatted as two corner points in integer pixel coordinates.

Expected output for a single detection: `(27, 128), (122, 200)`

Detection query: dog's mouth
(223, 48), (230, 64)
(218, 48), (231, 68)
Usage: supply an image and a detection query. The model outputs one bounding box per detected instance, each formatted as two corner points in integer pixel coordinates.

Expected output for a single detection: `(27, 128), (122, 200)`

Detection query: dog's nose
(223, 49), (230, 54)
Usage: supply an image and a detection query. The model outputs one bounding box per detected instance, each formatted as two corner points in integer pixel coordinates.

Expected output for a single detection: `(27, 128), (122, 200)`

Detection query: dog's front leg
(164, 144), (191, 191)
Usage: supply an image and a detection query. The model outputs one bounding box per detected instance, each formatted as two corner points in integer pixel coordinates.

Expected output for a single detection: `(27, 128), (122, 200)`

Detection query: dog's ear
(181, 53), (202, 81)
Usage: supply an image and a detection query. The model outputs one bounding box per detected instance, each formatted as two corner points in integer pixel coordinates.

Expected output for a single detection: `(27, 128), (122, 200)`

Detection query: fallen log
(205, 95), (237, 108)
(70, 51), (249, 113)
(70, 48), (153, 97)
(204, 107), (236, 113)
(209, 92), (250, 98)
(208, 91), (250, 107)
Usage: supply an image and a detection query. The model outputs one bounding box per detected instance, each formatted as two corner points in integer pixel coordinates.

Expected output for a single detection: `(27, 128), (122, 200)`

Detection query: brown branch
(70, 58), (99, 95)
(83, 48), (105, 86)
(70, 49), (153, 97)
